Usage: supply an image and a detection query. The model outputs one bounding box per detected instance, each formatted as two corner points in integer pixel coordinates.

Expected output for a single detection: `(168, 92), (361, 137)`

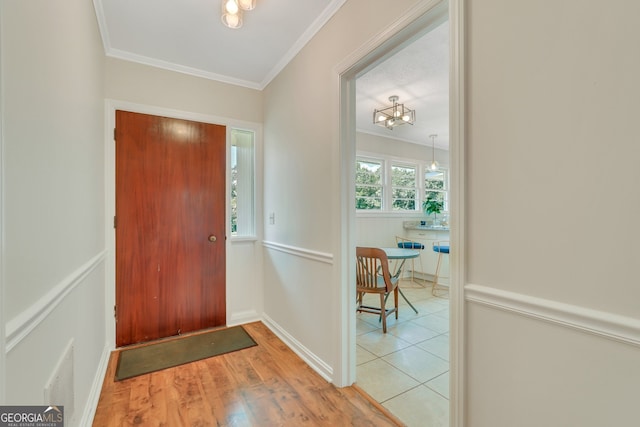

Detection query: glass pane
(356, 185), (382, 210)
(231, 146), (238, 233)
(356, 159), (383, 210)
(392, 188), (416, 210)
(231, 129), (255, 236)
(392, 164), (416, 210)
(425, 171), (444, 190)
(425, 190), (445, 203)
(356, 160), (382, 185)
(392, 165), (416, 186)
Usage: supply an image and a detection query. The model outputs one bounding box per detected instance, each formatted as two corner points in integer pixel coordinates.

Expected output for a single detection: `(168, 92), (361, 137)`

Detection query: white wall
(357, 130), (448, 164)
(1, 0), (106, 424)
(104, 58), (263, 124)
(465, 0), (640, 425)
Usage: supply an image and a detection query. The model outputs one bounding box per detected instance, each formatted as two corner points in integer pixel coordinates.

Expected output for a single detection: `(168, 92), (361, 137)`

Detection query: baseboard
(261, 314), (333, 382)
(465, 283), (640, 348)
(78, 344), (111, 426)
(227, 310), (261, 326)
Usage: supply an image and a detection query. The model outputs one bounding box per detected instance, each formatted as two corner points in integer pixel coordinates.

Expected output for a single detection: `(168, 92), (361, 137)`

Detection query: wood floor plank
(93, 321), (402, 426)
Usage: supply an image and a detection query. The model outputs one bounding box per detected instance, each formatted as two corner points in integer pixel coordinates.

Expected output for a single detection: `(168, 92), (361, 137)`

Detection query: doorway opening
(338, 0), (464, 425)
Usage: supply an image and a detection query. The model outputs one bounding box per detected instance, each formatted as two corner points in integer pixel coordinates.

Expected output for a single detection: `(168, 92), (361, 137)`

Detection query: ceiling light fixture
(373, 95), (415, 130)
(237, 0), (256, 11)
(428, 134), (439, 171)
(221, 0), (257, 29)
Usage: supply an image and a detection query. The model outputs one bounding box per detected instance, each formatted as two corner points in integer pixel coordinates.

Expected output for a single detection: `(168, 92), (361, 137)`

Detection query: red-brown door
(115, 110), (226, 347)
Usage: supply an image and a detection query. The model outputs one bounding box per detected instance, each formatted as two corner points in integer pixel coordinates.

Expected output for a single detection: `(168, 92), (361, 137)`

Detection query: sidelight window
(230, 129), (255, 237)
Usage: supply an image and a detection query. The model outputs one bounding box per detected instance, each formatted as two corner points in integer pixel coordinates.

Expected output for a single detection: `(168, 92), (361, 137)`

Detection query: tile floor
(356, 281), (449, 427)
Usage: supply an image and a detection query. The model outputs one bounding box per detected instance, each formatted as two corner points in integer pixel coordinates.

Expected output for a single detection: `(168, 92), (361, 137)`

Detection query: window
(391, 164), (417, 210)
(230, 129), (255, 237)
(356, 153), (449, 214)
(425, 169), (448, 211)
(355, 159), (383, 210)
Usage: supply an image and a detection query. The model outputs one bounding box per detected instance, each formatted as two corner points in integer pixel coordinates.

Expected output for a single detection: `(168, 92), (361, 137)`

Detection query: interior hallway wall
(261, 0), (425, 382)
(465, 0), (640, 425)
(104, 57), (263, 124)
(1, 0), (106, 424)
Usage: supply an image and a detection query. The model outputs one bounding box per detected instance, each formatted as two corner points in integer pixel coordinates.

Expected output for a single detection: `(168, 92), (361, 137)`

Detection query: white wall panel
(5, 262), (108, 425)
(466, 0), (640, 424)
(104, 57), (262, 125)
(466, 0), (640, 316)
(227, 241), (263, 325)
(356, 216), (408, 248)
(466, 300), (640, 427)
(1, 0), (107, 422)
(262, 243), (334, 378)
(3, 0), (105, 320)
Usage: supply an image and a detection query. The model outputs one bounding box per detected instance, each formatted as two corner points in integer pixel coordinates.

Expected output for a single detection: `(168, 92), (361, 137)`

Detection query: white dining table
(381, 247), (420, 314)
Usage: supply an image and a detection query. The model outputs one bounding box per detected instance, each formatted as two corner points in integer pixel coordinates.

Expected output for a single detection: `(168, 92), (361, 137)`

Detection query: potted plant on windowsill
(423, 195), (444, 226)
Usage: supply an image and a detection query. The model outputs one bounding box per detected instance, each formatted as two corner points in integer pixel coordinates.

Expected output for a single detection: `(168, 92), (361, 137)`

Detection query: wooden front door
(115, 110), (226, 347)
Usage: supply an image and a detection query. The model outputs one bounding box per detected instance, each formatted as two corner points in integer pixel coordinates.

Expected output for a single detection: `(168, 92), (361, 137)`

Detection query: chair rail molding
(465, 283), (640, 347)
(262, 240), (333, 265)
(5, 251), (107, 352)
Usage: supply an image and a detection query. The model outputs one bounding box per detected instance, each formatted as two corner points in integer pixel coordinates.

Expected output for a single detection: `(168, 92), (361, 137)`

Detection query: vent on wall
(44, 341), (74, 420)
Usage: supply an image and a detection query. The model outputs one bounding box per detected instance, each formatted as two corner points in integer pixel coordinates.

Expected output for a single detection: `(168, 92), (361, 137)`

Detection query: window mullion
(384, 159), (391, 211)
(419, 164), (425, 211)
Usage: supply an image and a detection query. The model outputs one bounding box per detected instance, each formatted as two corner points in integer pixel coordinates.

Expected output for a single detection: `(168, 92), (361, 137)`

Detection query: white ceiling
(94, 0), (345, 89)
(94, 0), (449, 148)
(356, 20), (449, 150)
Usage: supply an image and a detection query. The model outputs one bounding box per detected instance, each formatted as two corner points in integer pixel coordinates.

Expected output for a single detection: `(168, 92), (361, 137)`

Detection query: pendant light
(428, 134), (439, 171)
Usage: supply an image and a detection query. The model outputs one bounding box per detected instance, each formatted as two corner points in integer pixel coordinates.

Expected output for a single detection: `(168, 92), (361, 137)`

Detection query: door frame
(336, 0), (465, 424)
(103, 100), (261, 349)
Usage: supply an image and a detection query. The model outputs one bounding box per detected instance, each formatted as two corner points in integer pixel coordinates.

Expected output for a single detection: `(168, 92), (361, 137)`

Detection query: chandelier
(221, 0), (257, 29)
(372, 95), (415, 130)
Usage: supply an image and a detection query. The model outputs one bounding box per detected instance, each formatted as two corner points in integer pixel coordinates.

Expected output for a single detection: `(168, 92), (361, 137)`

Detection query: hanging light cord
(429, 134), (439, 171)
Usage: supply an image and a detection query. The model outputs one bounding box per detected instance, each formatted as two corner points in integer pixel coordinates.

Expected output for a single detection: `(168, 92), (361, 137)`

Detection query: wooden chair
(395, 236), (425, 285)
(355, 247), (399, 333)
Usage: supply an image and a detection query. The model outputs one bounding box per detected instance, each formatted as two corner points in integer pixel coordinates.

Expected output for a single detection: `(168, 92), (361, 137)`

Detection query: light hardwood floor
(93, 322), (402, 426)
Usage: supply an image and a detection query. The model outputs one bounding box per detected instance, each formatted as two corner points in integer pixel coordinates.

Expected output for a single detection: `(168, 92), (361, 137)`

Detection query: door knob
(208, 235), (217, 242)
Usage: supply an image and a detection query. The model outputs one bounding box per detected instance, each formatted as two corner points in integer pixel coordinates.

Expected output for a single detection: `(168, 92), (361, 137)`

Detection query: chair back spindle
(356, 247), (393, 292)
(355, 247), (399, 333)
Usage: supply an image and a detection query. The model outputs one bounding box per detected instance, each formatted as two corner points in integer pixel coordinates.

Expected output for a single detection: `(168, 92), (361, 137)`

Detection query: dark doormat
(115, 325), (257, 381)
